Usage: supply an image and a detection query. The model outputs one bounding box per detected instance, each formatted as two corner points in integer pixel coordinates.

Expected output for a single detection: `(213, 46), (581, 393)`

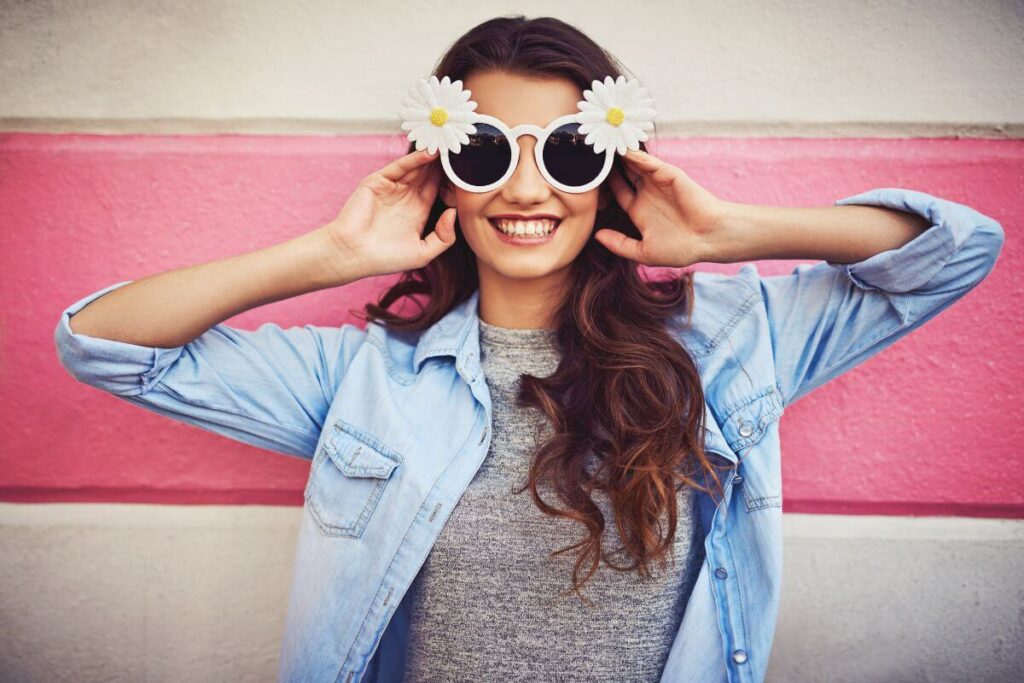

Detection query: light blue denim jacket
(54, 188), (1004, 683)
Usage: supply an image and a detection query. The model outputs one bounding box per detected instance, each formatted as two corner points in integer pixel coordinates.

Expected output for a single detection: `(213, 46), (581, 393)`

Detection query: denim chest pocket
(304, 420), (403, 539)
(718, 385), (785, 513)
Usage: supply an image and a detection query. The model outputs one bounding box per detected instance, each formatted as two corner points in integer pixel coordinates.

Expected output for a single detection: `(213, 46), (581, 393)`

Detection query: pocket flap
(324, 423), (402, 480)
(720, 384), (784, 451)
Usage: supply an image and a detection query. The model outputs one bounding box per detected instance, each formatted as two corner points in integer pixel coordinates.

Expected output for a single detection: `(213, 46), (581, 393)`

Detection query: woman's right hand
(322, 148), (458, 282)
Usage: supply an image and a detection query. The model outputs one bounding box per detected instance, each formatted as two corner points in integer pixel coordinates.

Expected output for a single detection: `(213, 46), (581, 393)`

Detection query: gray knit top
(403, 318), (705, 682)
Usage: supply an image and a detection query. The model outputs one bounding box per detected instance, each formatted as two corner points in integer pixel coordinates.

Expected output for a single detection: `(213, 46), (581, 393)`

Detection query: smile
(487, 217), (561, 245)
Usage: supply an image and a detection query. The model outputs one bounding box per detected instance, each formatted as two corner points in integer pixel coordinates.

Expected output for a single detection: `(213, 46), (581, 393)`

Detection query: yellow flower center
(605, 107), (625, 127)
(429, 107), (449, 127)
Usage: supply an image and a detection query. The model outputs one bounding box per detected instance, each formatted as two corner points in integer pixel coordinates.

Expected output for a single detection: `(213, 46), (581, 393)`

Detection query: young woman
(55, 15), (1004, 683)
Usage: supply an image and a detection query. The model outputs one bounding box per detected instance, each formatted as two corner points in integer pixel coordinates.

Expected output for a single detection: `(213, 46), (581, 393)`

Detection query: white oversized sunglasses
(399, 74), (657, 194)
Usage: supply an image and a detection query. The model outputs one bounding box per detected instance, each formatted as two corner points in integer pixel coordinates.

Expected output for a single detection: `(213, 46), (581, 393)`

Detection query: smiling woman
(50, 12), (1005, 683)
(367, 34), (725, 634)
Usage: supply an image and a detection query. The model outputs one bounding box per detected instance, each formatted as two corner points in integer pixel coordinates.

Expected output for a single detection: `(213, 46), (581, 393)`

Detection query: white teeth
(491, 218), (559, 237)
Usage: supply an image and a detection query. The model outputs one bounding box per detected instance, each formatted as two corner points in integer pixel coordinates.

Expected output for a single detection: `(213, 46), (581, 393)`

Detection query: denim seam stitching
(338, 408), (483, 681)
(365, 332), (440, 386)
(723, 504), (752, 673)
(148, 381), (319, 449)
(696, 290), (762, 358)
(304, 448), (388, 538)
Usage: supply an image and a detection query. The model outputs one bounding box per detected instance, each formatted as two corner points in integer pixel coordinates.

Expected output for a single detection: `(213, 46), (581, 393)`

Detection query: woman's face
(438, 70), (609, 284)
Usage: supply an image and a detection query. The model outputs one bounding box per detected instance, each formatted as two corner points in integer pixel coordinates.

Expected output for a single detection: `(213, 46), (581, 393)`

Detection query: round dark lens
(447, 123), (512, 187)
(542, 123), (605, 188)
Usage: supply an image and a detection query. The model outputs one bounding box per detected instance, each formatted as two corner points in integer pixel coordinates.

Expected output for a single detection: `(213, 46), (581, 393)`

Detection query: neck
(476, 262), (569, 329)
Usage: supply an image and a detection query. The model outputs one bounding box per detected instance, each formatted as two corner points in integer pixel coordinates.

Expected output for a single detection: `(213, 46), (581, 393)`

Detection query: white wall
(2, 0), (1022, 136)
(2, 504), (1021, 682)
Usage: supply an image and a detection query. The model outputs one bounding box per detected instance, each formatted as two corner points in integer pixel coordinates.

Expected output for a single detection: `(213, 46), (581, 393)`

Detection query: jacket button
(732, 649), (748, 664)
(715, 567), (728, 579)
(738, 421), (754, 437)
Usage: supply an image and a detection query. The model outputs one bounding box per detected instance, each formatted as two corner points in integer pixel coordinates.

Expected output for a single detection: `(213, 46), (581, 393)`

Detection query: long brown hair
(358, 15), (728, 604)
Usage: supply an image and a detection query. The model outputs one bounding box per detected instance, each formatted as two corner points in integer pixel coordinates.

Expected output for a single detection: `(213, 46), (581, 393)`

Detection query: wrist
(701, 200), (753, 264)
(301, 227), (370, 289)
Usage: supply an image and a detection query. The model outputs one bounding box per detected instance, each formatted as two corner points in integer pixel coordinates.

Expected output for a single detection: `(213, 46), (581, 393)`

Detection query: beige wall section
(2, 503), (1022, 682)
(1, 0), (1022, 137)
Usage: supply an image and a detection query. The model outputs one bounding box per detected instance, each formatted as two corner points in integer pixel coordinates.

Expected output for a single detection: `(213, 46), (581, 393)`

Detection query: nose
(499, 135), (552, 205)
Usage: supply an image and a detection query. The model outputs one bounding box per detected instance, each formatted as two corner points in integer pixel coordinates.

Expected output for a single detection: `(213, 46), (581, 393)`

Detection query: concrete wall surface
(1, 0), (1022, 136)
(2, 2), (1022, 681)
(2, 504), (1021, 682)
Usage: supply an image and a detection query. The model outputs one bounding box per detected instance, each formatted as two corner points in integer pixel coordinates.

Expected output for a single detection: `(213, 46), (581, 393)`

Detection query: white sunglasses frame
(439, 112), (617, 194)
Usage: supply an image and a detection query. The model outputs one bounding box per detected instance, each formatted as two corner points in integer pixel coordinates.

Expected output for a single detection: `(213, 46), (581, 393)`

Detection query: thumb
(594, 228), (643, 262)
(420, 207), (458, 262)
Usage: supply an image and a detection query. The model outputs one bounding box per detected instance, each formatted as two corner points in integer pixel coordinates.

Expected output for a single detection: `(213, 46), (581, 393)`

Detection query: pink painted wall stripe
(2, 133), (1020, 516)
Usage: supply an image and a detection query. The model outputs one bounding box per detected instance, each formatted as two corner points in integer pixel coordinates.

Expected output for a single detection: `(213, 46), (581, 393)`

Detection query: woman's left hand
(594, 149), (729, 268)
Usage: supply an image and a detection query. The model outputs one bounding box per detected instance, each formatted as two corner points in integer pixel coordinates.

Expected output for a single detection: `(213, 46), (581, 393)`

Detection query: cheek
(452, 202), (493, 250)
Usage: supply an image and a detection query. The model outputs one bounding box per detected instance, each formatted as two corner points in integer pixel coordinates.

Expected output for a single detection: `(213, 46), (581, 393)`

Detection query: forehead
(463, 70), (583, 129)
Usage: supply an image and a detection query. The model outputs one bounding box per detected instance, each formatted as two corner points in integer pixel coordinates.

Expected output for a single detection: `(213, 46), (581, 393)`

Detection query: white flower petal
(438, 89), (461, 110)
(434, 129), (451, 147)
(576, 109), (606, 124)
(450, 121), (478, 138)
(623, 78), (639, 101)
(404, 121), (428, 138)
(624, 106), (657, 121)
(591, 78), (612, 109)
(416, 79), (436, 108)
(398, 75), (487, 156)
(412, 123), (446, 152)
(447, 109), (478, 123)
(407, 129), (426, 151)
(400, 105), (430, 121)
(587, 128), (613, 155)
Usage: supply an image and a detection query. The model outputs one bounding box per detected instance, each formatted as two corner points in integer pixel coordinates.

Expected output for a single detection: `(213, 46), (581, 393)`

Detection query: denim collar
(412, 288), (483, 383)
(409, 286), (737, 464)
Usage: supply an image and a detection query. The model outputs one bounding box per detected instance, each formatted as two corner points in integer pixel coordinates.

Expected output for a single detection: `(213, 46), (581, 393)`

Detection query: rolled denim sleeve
(54, 280), (368, 459)
(750, 188), (1004, 408)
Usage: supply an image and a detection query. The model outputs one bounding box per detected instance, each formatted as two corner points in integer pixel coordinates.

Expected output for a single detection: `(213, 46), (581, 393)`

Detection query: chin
(483, 252), (574, 281)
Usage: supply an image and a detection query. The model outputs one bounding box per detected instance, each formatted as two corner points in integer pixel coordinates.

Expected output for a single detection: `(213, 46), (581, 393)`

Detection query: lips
(485, 219), (561, 235)
(487, 217), (561, 244)
(488, 214), (562, 221)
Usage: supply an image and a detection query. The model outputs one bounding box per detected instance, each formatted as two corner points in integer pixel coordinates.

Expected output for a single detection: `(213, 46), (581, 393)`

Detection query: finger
(420, 207), (458, 262)
(593, 227), (644, 262)
(608, 170), (636, 211)
(622, 149), (676, 188)
(405, 150), (443, 188)
(413, 158), (443, 200)
(380, 148), (440, 183)
(621, 148), (661, 172)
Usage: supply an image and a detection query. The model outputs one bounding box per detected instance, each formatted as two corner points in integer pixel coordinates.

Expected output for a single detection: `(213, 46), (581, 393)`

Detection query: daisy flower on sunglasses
(576, 76), (657, 155)
(399, 75), (480, 156)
